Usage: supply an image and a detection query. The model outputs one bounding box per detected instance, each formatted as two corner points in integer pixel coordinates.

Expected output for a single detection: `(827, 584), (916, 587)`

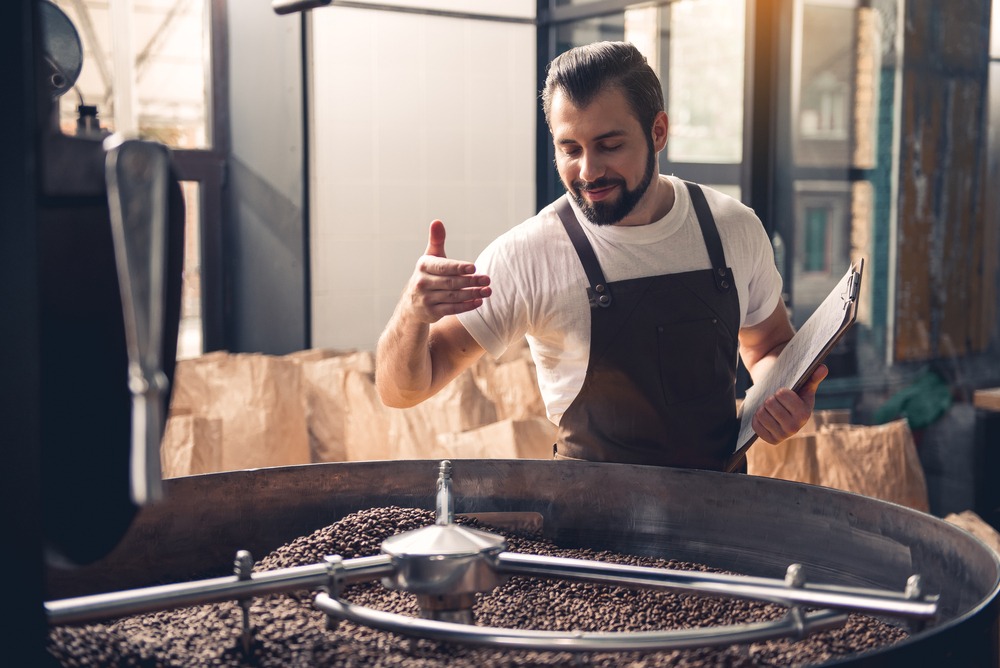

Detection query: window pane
(53, 0), (211, 149)
(791, 183), (851, 328)
(992, 0), (999, 59)
(554, 13), (625, 53)
(794, 1), (855, 167)
(804, 206), (829, 272)
(177, 181), (203, 360)
(665, 0), (746, 163)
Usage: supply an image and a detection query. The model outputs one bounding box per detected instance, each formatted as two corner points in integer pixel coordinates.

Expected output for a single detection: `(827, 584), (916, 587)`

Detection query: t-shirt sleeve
(739, 210), (784, 329)
(457, 306), (508, 359)
(456, 232), (530, 360)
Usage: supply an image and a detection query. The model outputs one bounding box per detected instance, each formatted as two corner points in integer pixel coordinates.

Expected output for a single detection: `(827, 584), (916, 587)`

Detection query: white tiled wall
(309, 6), (537, 351)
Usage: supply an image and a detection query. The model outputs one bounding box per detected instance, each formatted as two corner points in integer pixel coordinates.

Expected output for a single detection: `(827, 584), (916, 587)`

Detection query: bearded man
(374, 41), (826, 471)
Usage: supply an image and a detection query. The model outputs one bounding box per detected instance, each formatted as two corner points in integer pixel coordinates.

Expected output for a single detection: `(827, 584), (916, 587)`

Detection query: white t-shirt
(457, 175), (783, 425)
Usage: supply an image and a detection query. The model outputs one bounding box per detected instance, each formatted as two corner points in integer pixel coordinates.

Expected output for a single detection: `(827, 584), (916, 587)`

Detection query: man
(375, 41), (826, 471)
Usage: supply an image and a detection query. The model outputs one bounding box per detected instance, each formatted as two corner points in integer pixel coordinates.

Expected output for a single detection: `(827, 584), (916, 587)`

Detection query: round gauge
(40, 1), (83, 98)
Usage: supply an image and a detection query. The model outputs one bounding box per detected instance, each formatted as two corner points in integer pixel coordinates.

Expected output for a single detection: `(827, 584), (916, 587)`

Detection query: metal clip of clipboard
(843, 268), (861, 309)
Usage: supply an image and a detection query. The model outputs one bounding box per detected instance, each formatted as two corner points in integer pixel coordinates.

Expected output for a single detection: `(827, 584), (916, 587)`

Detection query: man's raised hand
(405, 220), (491, 323)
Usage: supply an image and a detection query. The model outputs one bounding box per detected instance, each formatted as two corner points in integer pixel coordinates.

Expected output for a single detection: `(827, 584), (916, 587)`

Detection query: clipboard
(726, 259), (864, 472)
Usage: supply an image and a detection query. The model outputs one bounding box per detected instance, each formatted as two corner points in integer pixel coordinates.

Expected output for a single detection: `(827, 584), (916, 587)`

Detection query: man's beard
(568, 137), (657, 226)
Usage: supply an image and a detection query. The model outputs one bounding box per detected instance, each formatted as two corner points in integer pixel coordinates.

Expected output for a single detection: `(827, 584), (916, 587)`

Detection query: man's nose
(578, 151), (605, 183)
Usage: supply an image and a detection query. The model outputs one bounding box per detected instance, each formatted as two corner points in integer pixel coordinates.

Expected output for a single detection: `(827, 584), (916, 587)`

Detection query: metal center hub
(378, 460), (508, 622)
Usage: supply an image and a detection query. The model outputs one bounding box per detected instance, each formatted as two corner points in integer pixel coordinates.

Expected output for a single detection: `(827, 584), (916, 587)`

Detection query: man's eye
(562, 147), (581, 157)
(601, 144), (623, 152)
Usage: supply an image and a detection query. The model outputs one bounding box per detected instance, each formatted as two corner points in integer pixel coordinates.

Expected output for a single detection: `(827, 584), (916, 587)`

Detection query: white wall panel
(309, 6), (536, 351)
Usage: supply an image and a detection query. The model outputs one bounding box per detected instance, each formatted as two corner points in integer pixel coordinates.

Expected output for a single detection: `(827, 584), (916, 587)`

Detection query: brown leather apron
(553, 181), (741, 471)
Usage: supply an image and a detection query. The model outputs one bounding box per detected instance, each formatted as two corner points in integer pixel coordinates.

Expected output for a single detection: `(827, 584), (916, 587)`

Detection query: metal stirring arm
(104, 135), (171, 505)
(314, 592), (848, 652)
(46, 544), (935, 639)
(45, 460), (939, 654)
(312, 553), (936, 652)
(310, 462), (937, 652)
(496, 553), (939, 620)
(46, 554), (396, 626)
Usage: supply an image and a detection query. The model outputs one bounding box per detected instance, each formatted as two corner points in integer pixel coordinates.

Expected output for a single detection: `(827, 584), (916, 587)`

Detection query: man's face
(550, 87), (658, 226)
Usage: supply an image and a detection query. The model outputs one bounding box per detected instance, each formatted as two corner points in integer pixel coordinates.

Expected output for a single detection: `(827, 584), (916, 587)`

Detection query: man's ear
(651, 111), (669, 152)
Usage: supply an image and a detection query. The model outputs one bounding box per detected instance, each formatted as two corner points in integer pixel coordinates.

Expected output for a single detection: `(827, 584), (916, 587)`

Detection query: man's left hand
(751, 364), (829, 444)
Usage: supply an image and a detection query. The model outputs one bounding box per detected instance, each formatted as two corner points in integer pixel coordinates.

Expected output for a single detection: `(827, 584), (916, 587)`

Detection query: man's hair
(542, 41), (664, 132)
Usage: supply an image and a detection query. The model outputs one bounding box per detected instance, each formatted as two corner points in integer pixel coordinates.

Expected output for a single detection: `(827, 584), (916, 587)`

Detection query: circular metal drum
(46, 459), (1000, 666)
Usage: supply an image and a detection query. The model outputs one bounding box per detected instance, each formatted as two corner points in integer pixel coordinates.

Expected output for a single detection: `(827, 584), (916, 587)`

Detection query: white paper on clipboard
(727, 259), (864, 472)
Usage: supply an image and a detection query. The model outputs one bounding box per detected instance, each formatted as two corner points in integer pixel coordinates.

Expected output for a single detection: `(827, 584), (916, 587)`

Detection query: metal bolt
(324, 555), (345, 631)
(233, 550), (254, 656)
(785, 563), (806, 588)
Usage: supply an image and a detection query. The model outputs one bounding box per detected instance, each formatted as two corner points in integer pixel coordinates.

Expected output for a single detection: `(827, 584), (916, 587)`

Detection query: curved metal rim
(314, 592), (849, 652)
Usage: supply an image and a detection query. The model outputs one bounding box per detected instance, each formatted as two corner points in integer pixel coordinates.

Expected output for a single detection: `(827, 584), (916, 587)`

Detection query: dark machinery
(33, 0), (185, 568)
(3, 1), (184, 663)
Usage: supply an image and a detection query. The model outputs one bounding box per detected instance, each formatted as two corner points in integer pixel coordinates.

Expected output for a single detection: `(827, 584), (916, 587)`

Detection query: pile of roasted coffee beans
(49, 506), (907, 667)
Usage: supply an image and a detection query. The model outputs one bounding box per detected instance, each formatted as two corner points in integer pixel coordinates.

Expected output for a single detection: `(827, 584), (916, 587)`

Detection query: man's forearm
(742, 341), (787, 386)
(738, 301), (795, 386)
(375, 309), (435, 408)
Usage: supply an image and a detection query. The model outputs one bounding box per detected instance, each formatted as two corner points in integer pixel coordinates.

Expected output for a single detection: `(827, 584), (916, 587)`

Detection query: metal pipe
(435, 459), (453, 525)
(272, 0), (330, 15)
(46, 554), (394, 626)
(496, 552), (939, 620)
(314, 592), (850, 651)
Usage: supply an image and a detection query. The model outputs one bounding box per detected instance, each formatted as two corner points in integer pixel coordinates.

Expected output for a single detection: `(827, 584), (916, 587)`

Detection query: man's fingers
(408, 221), (491, 324)
(753, 389), (806, 444)
(800, 364), (829, 398)
(425, 220), (448, 258)
(751, 412), (779, 444)
(753, 367), (829, 444)
(417, 284), (492, 305)
(426, 296), (487, 319)
(418, 254), (481, 277)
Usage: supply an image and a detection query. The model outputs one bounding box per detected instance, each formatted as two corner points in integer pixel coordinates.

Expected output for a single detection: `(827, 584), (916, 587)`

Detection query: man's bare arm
(738, 301), (828, 444)
(374, 220), (490, 408)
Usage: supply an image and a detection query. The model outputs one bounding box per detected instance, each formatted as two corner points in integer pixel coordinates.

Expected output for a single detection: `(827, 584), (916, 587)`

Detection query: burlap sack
(168, 350), (229, 415)
(747, 433), (822, 485)
(434, 416), (557, 460)
(813, 419), (930, 512)
(471, 341), (547, 421)
(383, 372), (498, 460)
(747, 409), (850, 484)
(296, 351), (375, 462)
(944, 510), (1000, 556)
(330, 369), (383, 460)
(332, 367), (499, 461)
(160, 412), (222, 477)
(167, 353), (310, 471)
(749, 413), (929, 512)
(282, 348), (349, 363)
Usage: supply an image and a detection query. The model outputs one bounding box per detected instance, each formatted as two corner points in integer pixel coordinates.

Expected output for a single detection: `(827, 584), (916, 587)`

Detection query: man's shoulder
(492, 202), (566, 247)
(689, 182), (756, 219)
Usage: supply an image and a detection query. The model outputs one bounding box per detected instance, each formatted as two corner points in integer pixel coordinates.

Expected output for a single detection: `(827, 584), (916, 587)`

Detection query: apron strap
(684, 181), (732, 293)
(555, 195), (613, 308)
(556, 183), (733, 304)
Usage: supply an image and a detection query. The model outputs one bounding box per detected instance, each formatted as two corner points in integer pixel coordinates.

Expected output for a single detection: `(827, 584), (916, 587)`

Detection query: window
(542, 0), (746, 204)
(53, 0), (212, 147)
(52, 0), (228, 358)
(803, 206), (829, 272)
